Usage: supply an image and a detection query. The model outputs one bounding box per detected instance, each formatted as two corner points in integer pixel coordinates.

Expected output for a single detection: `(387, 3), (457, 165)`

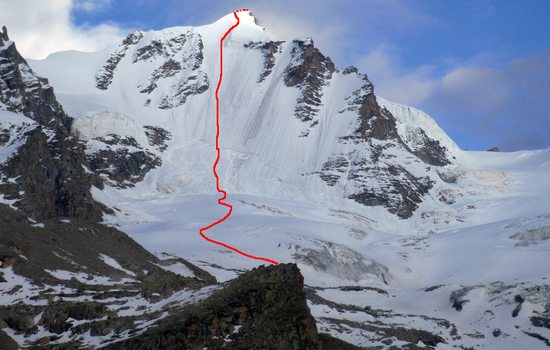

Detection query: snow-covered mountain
(1, 11), (549, 349)
(30, 11), (461, 220)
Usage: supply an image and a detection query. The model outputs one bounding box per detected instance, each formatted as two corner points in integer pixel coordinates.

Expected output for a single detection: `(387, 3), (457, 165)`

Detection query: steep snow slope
(28, 11), (550, 349)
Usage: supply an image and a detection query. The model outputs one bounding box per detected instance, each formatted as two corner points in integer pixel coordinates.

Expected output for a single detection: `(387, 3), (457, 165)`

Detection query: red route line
(199, 10), (279, 266)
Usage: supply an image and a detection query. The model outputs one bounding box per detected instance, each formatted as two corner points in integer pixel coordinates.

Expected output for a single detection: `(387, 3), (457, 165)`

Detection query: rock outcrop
(245, 41), (285, 83)
(86, 134), (163, 188)
(105, 264), (347, 350)
(284, 38), (335, 126)
(0, 26), (104, 220)
(96, 29), (209, 109)
(0, 27), (70, 130)
(96, 31), (144, 90)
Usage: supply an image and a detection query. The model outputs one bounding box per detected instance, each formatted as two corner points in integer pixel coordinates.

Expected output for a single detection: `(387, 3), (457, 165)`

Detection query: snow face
(29, 49), (112, 94)
(155, 261), (195, 278)
(71, 111), (148, 144)
(99, 253), (137, 277)
(44, 269), (137, 285)
(377, 96), (461, 156)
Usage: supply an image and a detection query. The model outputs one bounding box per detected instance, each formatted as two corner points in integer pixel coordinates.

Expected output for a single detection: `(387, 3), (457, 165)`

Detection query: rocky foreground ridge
(0, 25), (103, 221)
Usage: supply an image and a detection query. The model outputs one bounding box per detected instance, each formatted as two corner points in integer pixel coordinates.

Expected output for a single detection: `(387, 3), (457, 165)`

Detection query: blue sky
(72, 0), (550, 70)
(3, 0), (549, 151)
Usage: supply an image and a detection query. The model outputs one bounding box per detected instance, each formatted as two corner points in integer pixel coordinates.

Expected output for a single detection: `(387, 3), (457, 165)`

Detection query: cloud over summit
(0, 0), (124, 59)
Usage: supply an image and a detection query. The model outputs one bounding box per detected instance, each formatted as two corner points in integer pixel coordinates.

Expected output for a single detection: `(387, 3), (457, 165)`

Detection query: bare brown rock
(1, 255), (15, 268)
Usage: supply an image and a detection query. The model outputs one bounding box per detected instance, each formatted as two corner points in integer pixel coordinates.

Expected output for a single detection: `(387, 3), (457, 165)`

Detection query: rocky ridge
(0, 26), (103, 221)
(105, 264), (333, 350)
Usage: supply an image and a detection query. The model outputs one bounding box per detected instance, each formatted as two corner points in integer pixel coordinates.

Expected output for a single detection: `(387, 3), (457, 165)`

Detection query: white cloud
(0, 0), (125, 59)
(357, 46), (437, 106)
(74, 0), (112, 13)
(439, 66), (512, 115)
(356, 46), (550, 150)
(255, 9), (349, 59)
